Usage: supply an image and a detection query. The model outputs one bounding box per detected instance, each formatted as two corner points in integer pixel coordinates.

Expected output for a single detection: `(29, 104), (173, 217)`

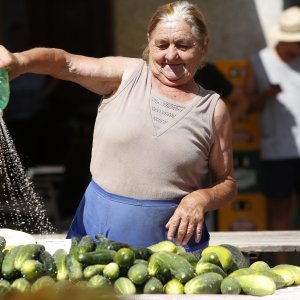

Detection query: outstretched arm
(0, 45), (140, 97)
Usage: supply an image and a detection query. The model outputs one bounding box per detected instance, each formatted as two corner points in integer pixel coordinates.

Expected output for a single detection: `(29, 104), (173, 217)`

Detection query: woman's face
(148, 20), (204, 87)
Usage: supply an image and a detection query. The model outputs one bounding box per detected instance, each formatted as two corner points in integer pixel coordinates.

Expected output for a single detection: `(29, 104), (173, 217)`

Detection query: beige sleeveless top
(90, 59), (220, 199)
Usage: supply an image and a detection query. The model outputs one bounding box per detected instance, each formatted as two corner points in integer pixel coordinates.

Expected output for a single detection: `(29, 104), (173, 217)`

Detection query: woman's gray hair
(143, 1), (208, 61)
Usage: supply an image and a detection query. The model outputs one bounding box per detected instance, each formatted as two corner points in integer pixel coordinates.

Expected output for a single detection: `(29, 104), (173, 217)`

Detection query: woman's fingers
(167, 216), (202, 245)
(181, 222), (196, 245)
(166, 215), (180, 242)
(175, 219), (189, 245)
(195, 222), (203, 243)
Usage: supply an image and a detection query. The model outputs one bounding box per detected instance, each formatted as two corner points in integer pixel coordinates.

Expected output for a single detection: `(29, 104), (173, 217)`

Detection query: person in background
(244, 6), (300, 263)
(0, 1), (237, 253)
(194, 63), (248, 123)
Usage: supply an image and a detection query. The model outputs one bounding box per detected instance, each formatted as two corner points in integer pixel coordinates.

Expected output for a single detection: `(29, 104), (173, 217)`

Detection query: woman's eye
(157, 44), (168, 50)
(177, 45), (189, 50)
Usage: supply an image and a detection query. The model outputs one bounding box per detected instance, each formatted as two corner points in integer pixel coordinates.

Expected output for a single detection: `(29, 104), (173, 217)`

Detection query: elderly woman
(0, 1), (236, 253)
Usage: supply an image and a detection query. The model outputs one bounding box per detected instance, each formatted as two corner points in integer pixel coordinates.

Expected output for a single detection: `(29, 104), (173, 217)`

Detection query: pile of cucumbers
(0, 234), (299, 297)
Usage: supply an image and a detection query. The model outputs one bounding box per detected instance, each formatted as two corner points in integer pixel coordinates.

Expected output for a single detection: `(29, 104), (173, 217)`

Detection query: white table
(209, 230), (300, 253)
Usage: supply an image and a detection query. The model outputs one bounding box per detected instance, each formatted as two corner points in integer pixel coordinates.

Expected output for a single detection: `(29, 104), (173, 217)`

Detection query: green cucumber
(156, 265), (172, 284)
(53, 249), (68, 281)
(249, 260), (270, 272)
(113, 277), (136, 295)
(147, 240), (177, 253)
(228, 267), (255, 277)
(184, 272), (223, 294)
(256, 270), (286, 289)
(271, 267), (294, 286)
(103, 262), (120, 280)
(31, 275), (55, 293)
(114, 248), (135, 269)
(69, 237), (79, 257)
(11, 278), (31, 293)
(127, 263), (149, 285)
(175, 245), (186, 254)
(164, 278), (184, 294)
(195, 261), (227, 278)
(20, 259), (44, 281)
(83, 264), (106, 279)
(148, 251), (195, 284)
(0, 279), (11, 294)
(143, 277), (163, 294)
(201, 246), (233, 272)
(221, 244), (250, 270)
(273, 264), (300, 285)
(65, 254), (83, 282)
(133, 259), (148, 265)
(14, 244), (45, 271)
(77, 235), (95, 254)
(220, 276), (241, 294)
(78, 250), (116, 265)
(129, 246), (153, 260)
(66, 238), (84, 282)
(178, 252), (199, 267)
(87, 275), (111, 289)
(95, 234), (129, 251)
(38, 250), (57, 277)
(235, 274), (276, 296)
(199, 252), (221, 266)
(2, 245), (22, 280)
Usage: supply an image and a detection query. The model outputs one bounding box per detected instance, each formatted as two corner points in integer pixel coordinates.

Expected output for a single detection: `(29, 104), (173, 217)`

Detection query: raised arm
(166, 99), (237, 245)
(0, 45), (140, 96)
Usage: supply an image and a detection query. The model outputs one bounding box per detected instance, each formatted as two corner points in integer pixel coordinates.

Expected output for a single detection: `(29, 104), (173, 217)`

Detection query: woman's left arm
(166, 99), (237, 245)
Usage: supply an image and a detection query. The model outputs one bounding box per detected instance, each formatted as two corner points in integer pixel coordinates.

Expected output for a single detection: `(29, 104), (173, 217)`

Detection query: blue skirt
(67, 180), (210, 252)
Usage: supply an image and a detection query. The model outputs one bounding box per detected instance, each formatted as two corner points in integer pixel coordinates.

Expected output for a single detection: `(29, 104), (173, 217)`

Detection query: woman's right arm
(0, 45), (140, 97)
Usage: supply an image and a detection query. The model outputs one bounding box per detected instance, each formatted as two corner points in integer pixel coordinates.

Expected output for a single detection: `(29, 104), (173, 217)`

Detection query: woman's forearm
(14, 47), (70, 80)
(198, 175), (237, 213)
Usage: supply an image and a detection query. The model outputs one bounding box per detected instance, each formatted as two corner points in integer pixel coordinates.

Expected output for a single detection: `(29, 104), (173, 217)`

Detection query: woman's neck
(151, 77), (199, 103)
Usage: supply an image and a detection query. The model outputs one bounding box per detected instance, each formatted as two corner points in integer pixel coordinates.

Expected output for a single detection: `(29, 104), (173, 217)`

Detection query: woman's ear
(203, 36), (209, 54)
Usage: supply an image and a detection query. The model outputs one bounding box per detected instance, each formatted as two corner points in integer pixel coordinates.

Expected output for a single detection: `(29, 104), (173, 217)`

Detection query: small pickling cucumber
(78, 250), (116, 265)
(83, 264), (106, 279)
(14, 244), (45, 271)
(20, 259), (44, 281)
(53, 249), (68, 281)
(77, 235), (95, 254)
(11, 278), (31, 293)
(2, 245), (23, 280)
(184, 272), (223, 294)
(143, 277), (163, 294)
(113, 277), (136, 295)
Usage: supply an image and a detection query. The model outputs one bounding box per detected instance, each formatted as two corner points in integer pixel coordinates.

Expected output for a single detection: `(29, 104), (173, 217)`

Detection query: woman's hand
(0, 45), (23, 79)
(165, 189), (210, 245)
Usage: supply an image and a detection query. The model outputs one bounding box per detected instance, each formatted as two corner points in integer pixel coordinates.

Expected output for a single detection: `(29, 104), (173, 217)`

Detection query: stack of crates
(215, 60), (267, 231)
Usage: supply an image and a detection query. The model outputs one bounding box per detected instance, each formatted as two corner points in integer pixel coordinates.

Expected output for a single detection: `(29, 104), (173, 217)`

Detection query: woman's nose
(165, 46), (178, 61)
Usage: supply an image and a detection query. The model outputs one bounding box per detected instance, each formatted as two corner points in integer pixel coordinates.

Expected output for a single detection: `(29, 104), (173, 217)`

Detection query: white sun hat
(269, 6), (300, 42)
